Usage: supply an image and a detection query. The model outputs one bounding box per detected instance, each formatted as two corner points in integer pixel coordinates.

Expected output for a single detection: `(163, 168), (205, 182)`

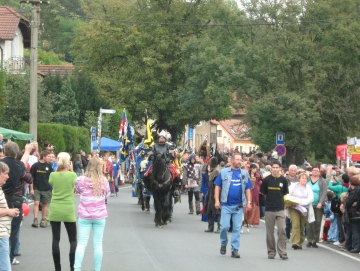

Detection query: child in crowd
(322, 191), (333, 242)
(326, 191), (340, 244)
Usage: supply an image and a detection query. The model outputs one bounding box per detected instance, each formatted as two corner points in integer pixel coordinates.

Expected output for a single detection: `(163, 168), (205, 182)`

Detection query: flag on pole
(119, 109), (127, 140)
(143, 113), (154, 149)
(120, 121), (134, 163)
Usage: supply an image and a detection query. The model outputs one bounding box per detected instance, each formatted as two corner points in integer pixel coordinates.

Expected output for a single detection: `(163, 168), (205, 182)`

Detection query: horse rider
(143, 130), (181, 197)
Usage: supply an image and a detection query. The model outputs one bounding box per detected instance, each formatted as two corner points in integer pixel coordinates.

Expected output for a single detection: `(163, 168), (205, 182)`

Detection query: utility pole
(20, 1), (48, 141)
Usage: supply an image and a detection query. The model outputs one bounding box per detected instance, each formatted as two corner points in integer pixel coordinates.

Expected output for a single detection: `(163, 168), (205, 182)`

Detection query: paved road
(14, 184), (360, 271)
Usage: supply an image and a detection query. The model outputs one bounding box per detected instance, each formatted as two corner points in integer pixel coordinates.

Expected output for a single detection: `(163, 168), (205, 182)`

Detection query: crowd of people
(1, 130), (360, 270)
(191, 148), (360, 259)
(0, 137), (124, 271)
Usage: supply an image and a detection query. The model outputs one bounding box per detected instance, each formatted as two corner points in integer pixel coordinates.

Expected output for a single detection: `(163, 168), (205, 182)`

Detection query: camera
(235, 203), (243, 211)
(27, 139), (31, 144)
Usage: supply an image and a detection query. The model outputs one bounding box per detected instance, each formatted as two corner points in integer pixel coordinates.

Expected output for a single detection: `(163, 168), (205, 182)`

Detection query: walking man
(260, 160), (289, 260)
(214, 153), (252, 258)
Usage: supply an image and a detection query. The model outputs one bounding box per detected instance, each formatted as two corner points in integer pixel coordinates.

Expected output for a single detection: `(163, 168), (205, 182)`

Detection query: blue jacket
(219, 167), (250, 206)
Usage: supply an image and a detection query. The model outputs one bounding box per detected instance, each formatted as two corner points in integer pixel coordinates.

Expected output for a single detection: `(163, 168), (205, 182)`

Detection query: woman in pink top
(74, 158), (110, 271)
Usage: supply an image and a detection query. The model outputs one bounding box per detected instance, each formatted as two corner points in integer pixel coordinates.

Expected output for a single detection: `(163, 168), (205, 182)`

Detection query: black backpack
(331, 196), (342, 215)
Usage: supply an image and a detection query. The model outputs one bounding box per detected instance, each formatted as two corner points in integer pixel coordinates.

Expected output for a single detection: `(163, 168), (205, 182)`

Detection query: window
(240, 146), (243, 152)
(216, 130), (222, 137)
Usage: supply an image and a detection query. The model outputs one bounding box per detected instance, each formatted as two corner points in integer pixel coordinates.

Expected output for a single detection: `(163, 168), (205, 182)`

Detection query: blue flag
(120, 121), (134, 163)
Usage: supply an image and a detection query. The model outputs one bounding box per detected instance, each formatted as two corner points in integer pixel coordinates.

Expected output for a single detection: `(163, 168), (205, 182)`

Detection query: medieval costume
(197, 140), (210, 160)
(185, 154), (202, 214)
(204, 157), (221, 232)
(245, 164), (262, 226)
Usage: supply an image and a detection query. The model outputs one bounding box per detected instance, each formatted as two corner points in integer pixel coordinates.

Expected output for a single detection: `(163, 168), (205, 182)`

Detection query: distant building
(0, 6), (31, 73)
(186, 108), (257, 154)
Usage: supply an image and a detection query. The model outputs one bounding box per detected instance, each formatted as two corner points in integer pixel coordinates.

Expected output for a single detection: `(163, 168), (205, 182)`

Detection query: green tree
(70, 70), (108, 126)
(52, 77), (80, 126)
(0, 70), (54, 130)
(72, 0), (243, 140)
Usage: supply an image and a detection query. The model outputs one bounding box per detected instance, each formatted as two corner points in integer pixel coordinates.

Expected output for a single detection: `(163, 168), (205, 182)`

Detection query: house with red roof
(187, 108), (257, 154)
(0, 6), (31, 72)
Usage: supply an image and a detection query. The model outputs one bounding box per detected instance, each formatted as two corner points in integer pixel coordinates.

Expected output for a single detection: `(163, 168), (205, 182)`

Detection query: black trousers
(50, 221), (77, 254)
(188, 189), (200, 202)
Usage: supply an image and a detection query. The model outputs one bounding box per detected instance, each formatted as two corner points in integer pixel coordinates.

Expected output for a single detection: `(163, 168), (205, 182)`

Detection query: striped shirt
(0, 187), (11, 238)
(74, 176), (110, 219)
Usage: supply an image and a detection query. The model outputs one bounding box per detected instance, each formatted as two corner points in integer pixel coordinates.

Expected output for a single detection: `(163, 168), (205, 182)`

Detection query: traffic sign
(91, 135), (96, 142)
(275, 145), (286, 157)
(90, 127), (96, 134)
(276, 132), (285, 145)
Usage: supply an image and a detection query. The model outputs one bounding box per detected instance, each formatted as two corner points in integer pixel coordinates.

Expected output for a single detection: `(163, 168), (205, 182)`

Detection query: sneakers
(12, 258), (19, 265)
(220, 245), (226, 255)
(40, 219), (48, 228)
(268, 255), (275, 259)
(306, 242), (312, 247)
(110, 194), (115, 197)
(312, 243), (318, 248)
(231, 250), (240, 258)
(350, 249), (360, 253)
(31, 218), (39, 228)
(333, 241), (340, 246)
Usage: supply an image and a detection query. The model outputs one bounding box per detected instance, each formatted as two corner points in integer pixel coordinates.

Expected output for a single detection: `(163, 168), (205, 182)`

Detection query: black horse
(145, 153), (173, 227)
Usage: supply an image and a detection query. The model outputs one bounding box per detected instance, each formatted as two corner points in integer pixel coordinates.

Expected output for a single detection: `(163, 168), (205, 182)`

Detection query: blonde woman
(74, 158), (110, 271)
(48, 152), (78, 271)
(288, 173), (314, 249)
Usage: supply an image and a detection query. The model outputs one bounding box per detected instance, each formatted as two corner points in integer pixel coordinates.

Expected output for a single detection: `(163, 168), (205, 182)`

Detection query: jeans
(0, 238), (11, 271)
(220, 205), (244, 251)
(74, 218), (106, 271)
(109, 181), (114, 194)
(14, 230), (20, 255)
(114, 177), (119, 193)
(9, 204), (22, 262)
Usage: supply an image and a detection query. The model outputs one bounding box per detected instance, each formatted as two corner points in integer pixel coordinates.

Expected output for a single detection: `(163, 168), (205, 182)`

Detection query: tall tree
(0, 70), (54, 130)
(52, 77), (80, 126)
(72, 0), (240, 140)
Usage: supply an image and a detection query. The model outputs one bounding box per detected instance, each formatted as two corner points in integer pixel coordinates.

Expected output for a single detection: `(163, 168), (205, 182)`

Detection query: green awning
(0, 127), (34, 141)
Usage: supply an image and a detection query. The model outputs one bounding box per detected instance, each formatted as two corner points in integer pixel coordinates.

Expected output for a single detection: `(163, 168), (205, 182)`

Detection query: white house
(0, 6), (30, 72)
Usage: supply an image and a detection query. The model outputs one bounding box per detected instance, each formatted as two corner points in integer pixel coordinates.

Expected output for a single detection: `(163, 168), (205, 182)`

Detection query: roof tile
(0, 6), (29, 40)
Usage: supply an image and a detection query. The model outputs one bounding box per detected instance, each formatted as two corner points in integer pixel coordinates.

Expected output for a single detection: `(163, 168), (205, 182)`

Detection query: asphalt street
(13, 184), (360, 271)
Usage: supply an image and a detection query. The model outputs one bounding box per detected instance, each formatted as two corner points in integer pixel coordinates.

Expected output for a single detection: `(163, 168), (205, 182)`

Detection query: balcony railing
(4, 56), (28, 73)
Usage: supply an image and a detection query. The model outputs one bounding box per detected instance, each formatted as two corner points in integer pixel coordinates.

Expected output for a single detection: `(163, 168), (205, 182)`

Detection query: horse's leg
(153, 192), (162, 227)
(162, 192), (172, 224)
(139, 183), (145, 211)
(145, 196), (150, 214)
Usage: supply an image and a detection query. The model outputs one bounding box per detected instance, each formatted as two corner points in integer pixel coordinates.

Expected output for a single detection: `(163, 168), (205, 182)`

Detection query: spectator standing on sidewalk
(48, 152), (77, 271)
(306, 167), (327, 248)
(0, 162), (20, 271)
(2, 142), (32, 265)
(30, 150), (53, 228)
(260, 160), (289, 260)
(74, 158), (110, 271)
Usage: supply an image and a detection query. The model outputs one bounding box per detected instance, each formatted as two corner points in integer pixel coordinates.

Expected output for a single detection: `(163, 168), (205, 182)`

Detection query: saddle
(144, 165), (180, 181)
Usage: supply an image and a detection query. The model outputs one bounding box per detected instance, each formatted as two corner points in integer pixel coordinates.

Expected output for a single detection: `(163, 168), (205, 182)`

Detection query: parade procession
(2, 0), (360, 270)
